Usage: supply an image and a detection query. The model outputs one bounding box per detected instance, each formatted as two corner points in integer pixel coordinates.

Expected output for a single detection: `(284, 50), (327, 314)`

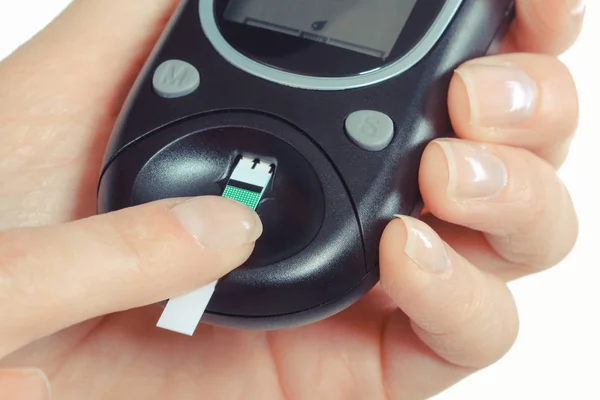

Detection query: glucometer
(98, 0), (516, 333)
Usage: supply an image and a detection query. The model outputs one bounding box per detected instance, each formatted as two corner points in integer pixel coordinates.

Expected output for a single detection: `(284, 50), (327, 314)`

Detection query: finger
(0, 368), (51, 400)
(419, 138), (578, 281)
(448, 53), (579, 169)
(379, 217), (519, 398)
(502, 0), (586, 55)
(0, 196), (261, 357)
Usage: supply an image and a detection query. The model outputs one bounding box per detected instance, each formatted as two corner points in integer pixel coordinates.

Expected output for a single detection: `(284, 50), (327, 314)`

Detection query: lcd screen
(223, 0), (419, 59)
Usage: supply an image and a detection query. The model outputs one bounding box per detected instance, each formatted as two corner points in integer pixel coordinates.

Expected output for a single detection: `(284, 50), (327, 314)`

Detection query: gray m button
(153, 60), (200, 98)
(345, 110), (395, 151)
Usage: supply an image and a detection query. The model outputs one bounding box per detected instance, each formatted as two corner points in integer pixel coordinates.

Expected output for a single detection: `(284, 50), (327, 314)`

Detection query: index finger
(502, 0), (586, 55)
(0, 196), (261, 357)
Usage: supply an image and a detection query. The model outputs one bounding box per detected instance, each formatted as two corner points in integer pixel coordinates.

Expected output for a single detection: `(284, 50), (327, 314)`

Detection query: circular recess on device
(199, 0), (463, 89)
(345, 110), (395, 151)
(153, 59), (200, 98)
(132, 125), (325, 268)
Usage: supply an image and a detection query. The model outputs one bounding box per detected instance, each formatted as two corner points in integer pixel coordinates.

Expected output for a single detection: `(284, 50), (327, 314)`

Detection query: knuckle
(514, 159), (549, 233)
(492, 158), (575, 271)
(104, 212), (160, 284)
(422, 277), (520, 369)
(102, 205), (192, 286)
(0, 231), (40, 301)
(468, 292), (519, 367)
(508, 189), (546, 249)
(545, 181), (579, 266)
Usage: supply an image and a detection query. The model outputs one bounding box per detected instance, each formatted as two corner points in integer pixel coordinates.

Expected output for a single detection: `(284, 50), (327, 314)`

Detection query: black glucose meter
(98, 0), (516, 330)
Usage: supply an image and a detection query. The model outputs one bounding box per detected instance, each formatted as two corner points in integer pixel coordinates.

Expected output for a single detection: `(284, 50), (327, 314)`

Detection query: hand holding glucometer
(98, 0), (516, 332)
(0, 1), (584, 397)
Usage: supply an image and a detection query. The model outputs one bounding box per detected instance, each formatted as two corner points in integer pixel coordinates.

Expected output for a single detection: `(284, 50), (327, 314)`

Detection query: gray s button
(345, 110), (395, 151)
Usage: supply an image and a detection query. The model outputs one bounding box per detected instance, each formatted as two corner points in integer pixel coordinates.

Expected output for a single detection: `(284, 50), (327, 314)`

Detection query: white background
(0, 1), (598, 399)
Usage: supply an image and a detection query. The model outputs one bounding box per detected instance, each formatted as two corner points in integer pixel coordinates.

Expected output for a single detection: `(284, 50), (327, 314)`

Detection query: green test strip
(222, 186), (262, 209)
(222, 156), (274, 210)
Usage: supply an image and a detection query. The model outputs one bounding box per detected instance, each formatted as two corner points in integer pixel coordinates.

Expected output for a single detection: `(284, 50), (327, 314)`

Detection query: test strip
(156, 156), (274, 335)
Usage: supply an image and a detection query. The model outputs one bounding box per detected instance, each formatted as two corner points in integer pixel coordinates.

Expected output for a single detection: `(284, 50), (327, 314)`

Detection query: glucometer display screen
(215, 0), (447, 77)
(223, 0), (418, 59)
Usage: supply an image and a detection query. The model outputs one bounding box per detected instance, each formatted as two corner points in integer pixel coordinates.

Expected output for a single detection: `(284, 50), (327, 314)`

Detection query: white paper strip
(156, 281), (218, 336)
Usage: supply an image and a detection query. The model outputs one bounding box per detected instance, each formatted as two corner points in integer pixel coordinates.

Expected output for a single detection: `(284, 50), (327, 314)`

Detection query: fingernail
(396, 216), (451, 274)
(455, 60), (538, 128)
(171, 196), (263, 249)
(569, 0), (586, 16)
(0, 368), (51, 400)
(435, 140), (508, 201)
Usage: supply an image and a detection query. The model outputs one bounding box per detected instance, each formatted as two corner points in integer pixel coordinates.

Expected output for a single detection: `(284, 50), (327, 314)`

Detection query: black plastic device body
(98, 0), (516, 330)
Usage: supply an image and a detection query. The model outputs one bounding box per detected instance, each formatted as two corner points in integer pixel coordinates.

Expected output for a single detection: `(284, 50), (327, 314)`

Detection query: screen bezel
(215, 0), (445, 78)
(199, 0), (465, 90)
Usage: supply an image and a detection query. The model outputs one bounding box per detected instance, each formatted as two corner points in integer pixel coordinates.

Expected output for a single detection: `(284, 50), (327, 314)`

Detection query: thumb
(0, 196), (261, 357)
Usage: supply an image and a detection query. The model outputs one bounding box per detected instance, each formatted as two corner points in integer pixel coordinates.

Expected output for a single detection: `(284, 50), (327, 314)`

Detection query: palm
(4, 289), (401, 398)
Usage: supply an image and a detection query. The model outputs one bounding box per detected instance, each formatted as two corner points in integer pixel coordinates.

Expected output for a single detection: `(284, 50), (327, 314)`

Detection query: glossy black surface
(216, 0), (447, 77)
(98, 0), (516, 330)
(131, 116), (327, 269)
(99, 111), (369, 319)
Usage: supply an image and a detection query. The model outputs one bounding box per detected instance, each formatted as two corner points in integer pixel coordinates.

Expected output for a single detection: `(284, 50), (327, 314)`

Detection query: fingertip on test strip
(156, 155), (274, 335)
